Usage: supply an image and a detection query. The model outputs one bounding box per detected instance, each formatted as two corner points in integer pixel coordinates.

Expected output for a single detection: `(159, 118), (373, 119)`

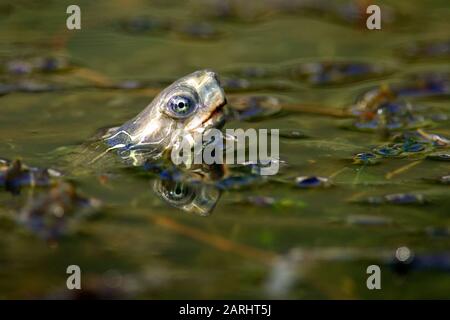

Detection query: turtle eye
(159, 180), (195, 205)
(167, 95), (196, 118)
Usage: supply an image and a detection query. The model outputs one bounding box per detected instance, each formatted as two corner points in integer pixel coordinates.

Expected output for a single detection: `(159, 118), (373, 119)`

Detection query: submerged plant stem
(280, 103), (351, 118)
(150, 215), (277, 265)
(385, 160), (422, 180)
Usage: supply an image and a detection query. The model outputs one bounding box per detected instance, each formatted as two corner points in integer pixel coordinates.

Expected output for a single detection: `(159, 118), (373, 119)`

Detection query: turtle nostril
(203, 70), (219, 83)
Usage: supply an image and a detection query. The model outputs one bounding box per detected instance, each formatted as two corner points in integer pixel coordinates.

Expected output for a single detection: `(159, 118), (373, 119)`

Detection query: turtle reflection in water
(151, 163), (225, 216)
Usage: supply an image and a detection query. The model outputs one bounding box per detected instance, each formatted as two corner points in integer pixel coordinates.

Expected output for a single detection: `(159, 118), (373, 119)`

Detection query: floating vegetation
(295, 176), (331, 188)
(16, 79), (62, 93)
(425, 227), (450, 238)
(0, 158), (62, 194)
(1, 56), (71, 75)
(385, 193), (426, 204)
(373, 145), (403, 157)
(427, 153), (450, 161)
(350, 74), (449, 117)
(99, 79), (171, 91)
(283, 61), (394, 86)
(107, 80), (145, 90)
(0, 79), (65, 95)
(269, 0), (395, 27)
(352, 152), (380, 165)
(220, 77), (297, 92)
(118, 16), (220, 40)
(438, 175), (450, 184)
(18, 182), (101, 241)
(194, 0), (396, 28)
(0, 82), (15, 96)
(374, 140), (433, 158)
(34, 56), (71, 73)
(228, 95), (282, 121)
(279, 129), (308, 139)
(216, 174), (264, 190)
(402, 131), (448, 154)
(220, 77), (250, 91)
(347, 215), (391, 226)
(390, 252), (450, 274)
(361, 193), (426, 205)
(354, 130), (449, 164)
(232, 195), (306, 209)
(347, 101), (434, 132)
(349, 85), (394, 116)
(399, 39), (450, 61)
(4, 60), (32, 75)
(227, 159), (287, 178)
(177, 22), (221, 40)
(244, 195), (276, 207)
(196, 0), (270, 23)
(224, 65), (275, 79)
(225, 60), (395, 86)
(117, 15), (171, 34)
(399, 73), (450, 98)
(415, 130), (450, 147)
(392, 130), (450, 147)
(402, 141), (426, 153)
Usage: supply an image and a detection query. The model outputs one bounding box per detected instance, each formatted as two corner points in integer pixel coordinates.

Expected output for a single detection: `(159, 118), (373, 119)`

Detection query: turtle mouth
(202, 98), (227, 129)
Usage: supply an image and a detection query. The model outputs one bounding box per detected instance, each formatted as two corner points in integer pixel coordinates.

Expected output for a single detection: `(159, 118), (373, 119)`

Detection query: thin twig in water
(329, 166), (350, 179)
(280, 103), (351, 118)
(150, 215), (277, 265)
(352, 165), (365, 186)
(385, 160), (422, 180)
(346, 191), (368, 202)
(71, 67), (113, 86)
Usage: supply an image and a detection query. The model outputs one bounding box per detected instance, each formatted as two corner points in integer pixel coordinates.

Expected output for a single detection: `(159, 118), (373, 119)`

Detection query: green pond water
(0, 0), (449, 299)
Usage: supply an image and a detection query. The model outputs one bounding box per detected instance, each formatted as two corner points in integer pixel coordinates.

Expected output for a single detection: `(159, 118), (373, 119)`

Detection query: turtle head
(105, 70), (227, 164)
